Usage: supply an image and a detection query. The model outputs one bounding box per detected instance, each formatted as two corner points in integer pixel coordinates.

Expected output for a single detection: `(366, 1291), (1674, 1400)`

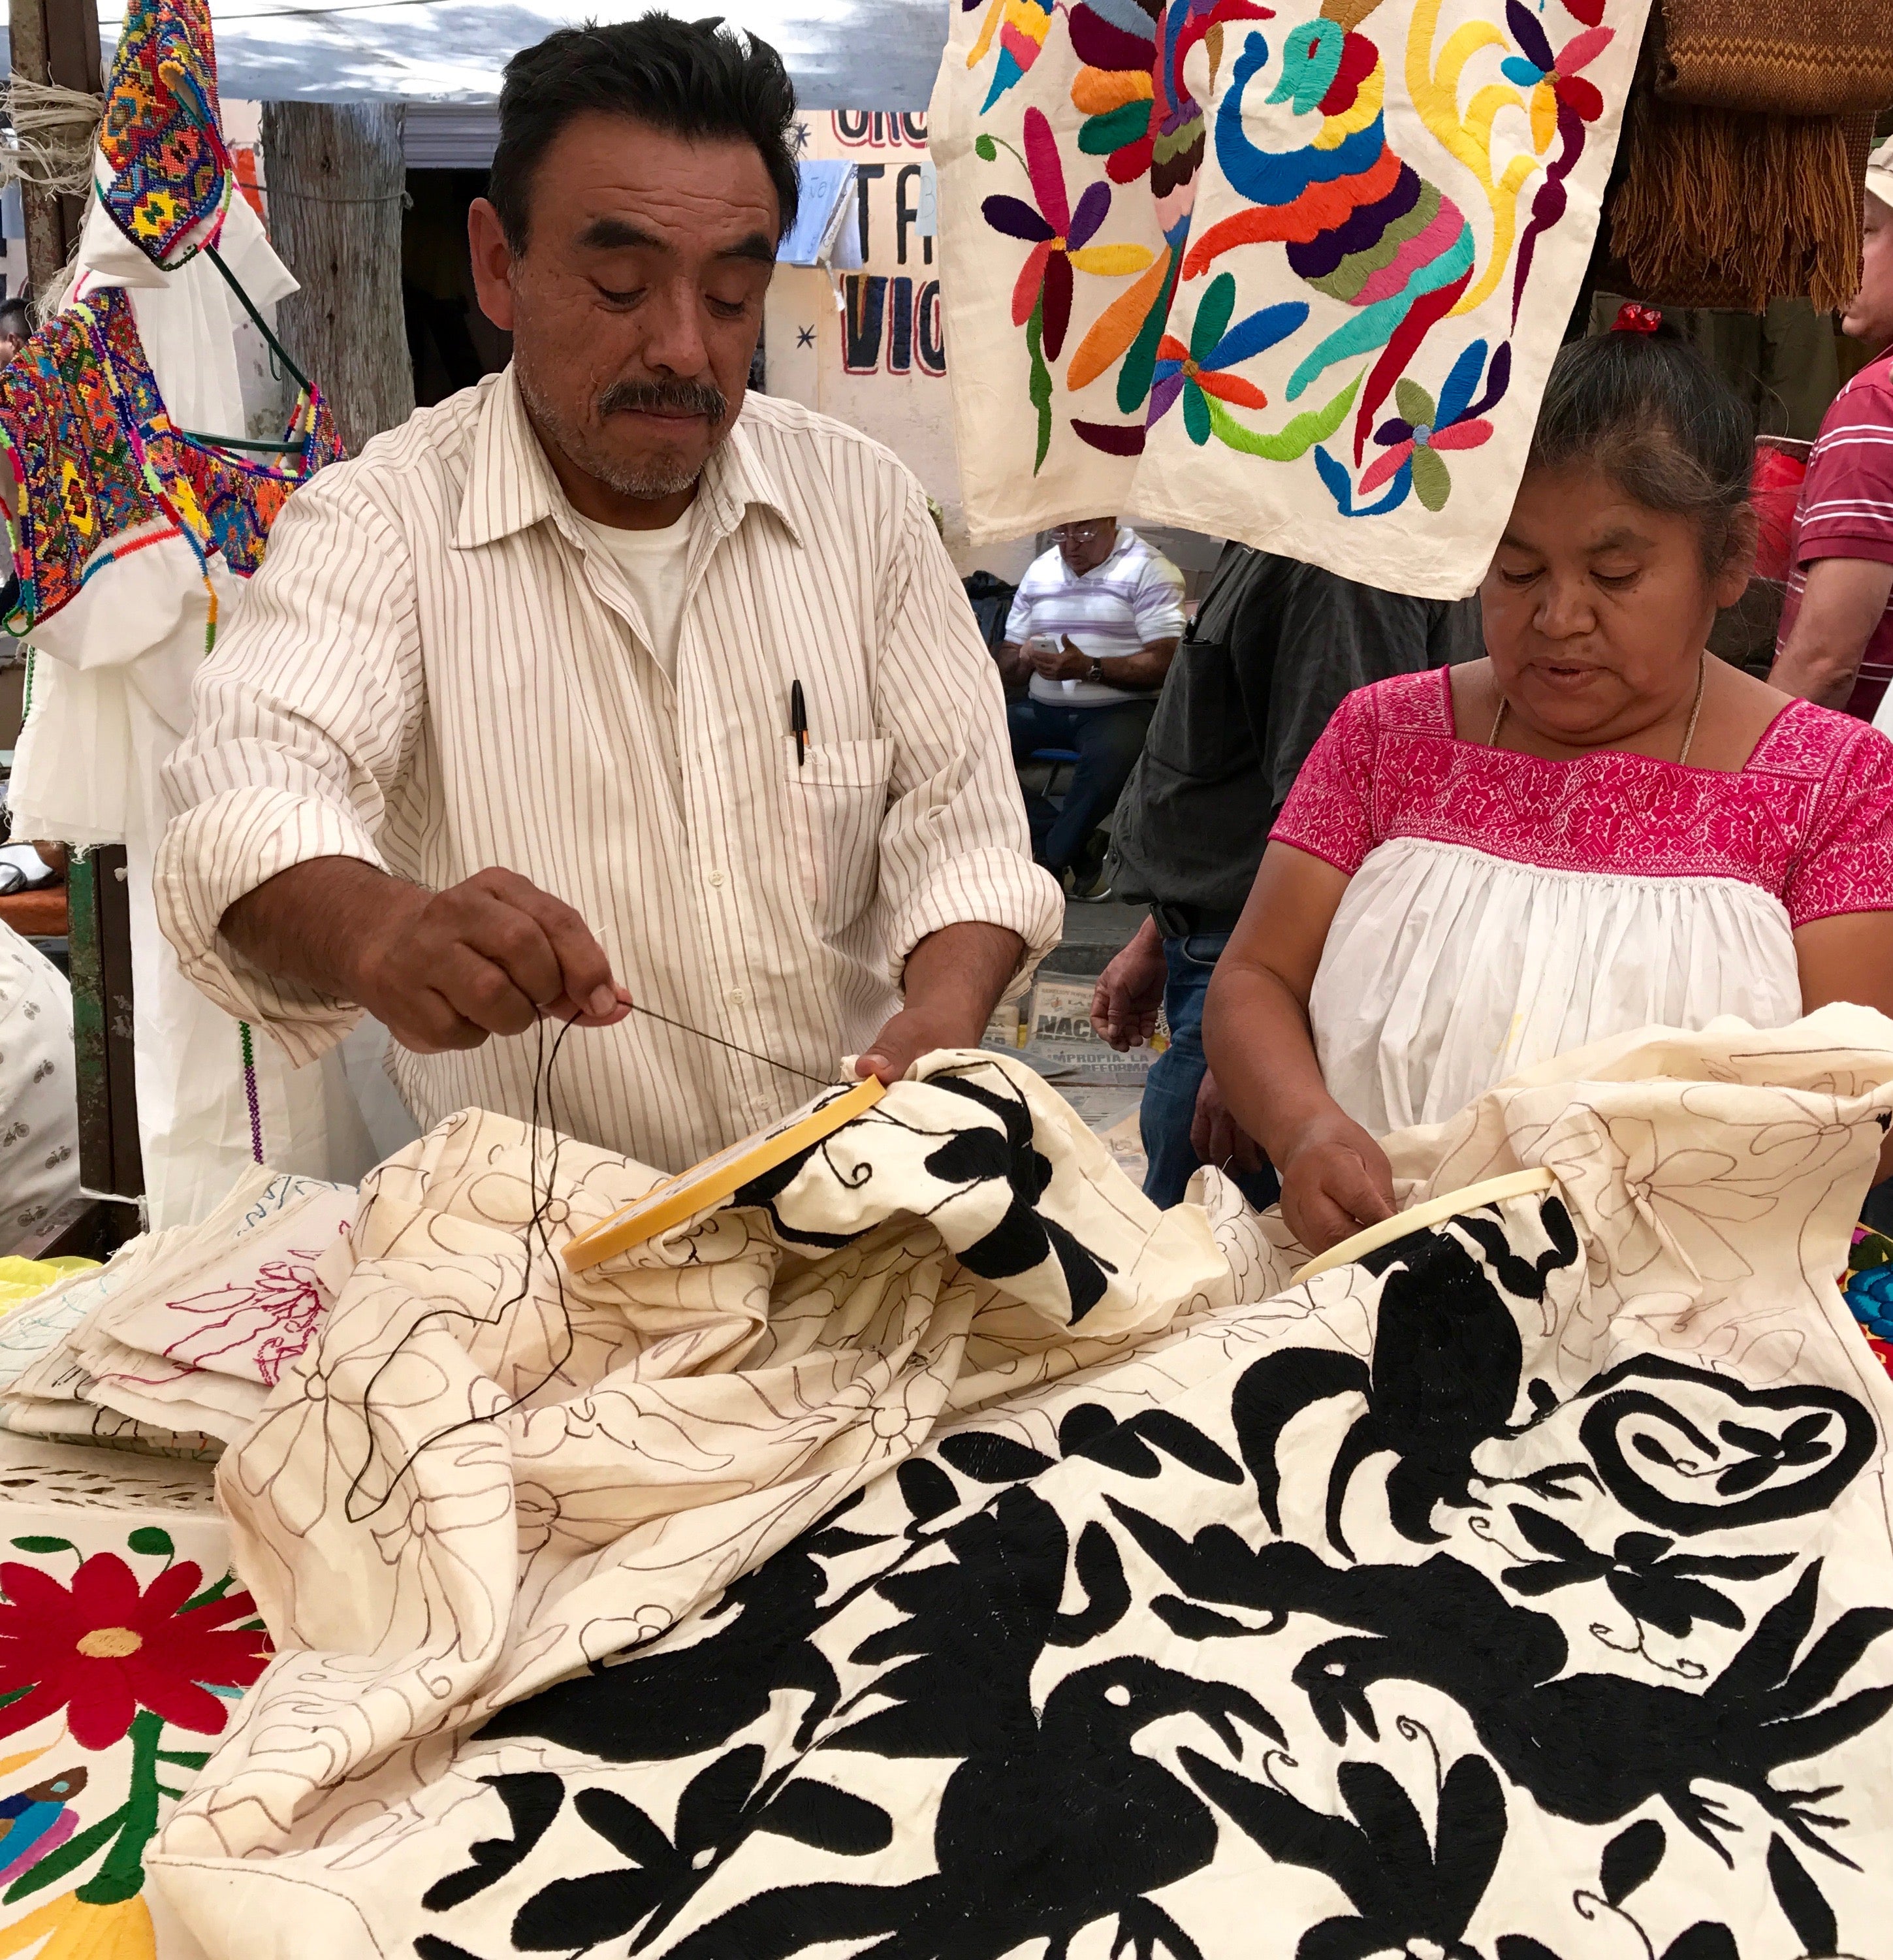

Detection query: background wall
(762, 111), (1038, 582)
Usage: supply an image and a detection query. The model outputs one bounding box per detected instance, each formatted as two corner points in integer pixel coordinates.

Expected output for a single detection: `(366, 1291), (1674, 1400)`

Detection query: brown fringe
(1609, 96), (1866, 314)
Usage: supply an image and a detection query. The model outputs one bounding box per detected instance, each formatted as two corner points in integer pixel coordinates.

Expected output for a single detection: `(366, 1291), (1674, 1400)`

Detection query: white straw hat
(1868, 135), (1893, 212)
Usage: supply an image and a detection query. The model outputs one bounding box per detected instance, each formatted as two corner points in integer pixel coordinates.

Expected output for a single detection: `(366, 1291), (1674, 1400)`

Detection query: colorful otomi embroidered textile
(0, 288), (343, 635)
(931, 0), (1651, 598)
(0, 1431), (266, 1959)
(99, 0), (233, 268)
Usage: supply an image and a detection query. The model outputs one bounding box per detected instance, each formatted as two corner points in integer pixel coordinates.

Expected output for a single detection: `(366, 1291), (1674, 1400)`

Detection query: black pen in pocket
(790, 678), (808, 766)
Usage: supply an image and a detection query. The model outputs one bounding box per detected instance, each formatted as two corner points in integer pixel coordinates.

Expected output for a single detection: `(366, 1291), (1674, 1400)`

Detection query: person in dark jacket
(1094, 545), (1480, 1209)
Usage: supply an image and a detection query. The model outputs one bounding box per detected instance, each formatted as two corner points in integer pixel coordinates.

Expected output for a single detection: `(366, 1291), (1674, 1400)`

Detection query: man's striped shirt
(1779, 349), (1893, 718)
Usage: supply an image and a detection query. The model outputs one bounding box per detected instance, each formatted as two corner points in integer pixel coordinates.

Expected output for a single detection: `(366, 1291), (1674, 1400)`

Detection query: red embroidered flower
(0, 1554), (269, 1751)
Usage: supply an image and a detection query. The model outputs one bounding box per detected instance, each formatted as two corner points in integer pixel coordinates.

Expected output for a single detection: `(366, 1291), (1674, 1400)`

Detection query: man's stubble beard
(515, 360), (729, 503)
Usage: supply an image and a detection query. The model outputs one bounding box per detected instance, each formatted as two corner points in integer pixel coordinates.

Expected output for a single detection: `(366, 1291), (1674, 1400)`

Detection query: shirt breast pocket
(1147, 637), (1253, 781)
(782, 737), (895, 935)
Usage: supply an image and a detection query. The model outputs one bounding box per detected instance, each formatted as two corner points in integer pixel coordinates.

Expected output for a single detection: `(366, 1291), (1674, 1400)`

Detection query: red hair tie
(1612, 302), (1662, 335)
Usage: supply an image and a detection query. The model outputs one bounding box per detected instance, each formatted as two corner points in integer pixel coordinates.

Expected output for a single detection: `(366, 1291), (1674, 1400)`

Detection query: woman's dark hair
(489, 12), (800, 254)
(1527, 321), (1756, 575)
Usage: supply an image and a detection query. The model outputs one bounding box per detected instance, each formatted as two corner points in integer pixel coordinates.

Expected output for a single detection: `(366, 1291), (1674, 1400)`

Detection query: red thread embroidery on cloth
(1271, 668), (1893, 929)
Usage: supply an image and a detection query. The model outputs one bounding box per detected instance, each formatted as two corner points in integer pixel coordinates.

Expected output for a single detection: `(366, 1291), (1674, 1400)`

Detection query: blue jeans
(1141, 932), (1281, 1212)
(1008, 696), (1155, 877)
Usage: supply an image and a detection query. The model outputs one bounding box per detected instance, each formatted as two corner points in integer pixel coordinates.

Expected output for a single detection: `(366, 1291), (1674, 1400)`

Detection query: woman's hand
(1276, 1106), (1397, 1253)
(1190, 1070), (1266, 1177)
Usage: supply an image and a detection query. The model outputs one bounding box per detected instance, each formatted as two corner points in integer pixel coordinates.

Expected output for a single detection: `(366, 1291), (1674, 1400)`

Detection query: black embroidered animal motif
(1563, 1356), (1877, 1536)
(478, 1515), (877, 1762)
(1232, 1198), (1583, 1558)
(827, 1482), (1135, 1753)
(921, 1071), (1118, 1321)
(507, 1743), (891, 1954)
(662, 1656), (1281, 1960)
(1113, 1507), (1893, 1864)
(656, 1484), (1275, 1959)
(1183, 1746), (1506, 1960)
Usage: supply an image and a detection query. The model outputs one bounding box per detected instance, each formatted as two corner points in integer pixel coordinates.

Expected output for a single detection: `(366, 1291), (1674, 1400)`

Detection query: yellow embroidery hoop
(561, 1074), (887, 1273)
(1290, 1165), (1561, 1284)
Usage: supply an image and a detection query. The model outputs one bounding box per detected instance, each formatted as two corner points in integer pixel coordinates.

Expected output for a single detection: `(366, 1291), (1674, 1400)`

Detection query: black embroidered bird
(1232, 1199), (1584, 1559)
(1114, 1506), (1893, 1865)
(478, 1509), (881, 1762)
(659, 1485), (1279, 1959)
(661, 1656), (1281, 1960)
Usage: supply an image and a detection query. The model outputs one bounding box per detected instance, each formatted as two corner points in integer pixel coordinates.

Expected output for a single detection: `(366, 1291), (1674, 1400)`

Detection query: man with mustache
(157, 16), (1060, 1174)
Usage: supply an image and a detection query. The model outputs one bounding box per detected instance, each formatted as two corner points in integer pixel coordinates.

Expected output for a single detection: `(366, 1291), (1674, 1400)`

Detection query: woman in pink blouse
(1203, 319), (1893, 1253)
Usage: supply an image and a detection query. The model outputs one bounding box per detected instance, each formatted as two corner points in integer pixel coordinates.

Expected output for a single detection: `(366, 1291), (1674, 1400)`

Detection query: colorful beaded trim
(0, 289), (344, 635)
(99, 0), (232, 268)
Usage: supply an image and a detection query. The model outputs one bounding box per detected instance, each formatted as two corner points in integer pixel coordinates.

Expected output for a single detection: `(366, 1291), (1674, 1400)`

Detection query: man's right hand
(221, 860), (632, 1055)
(1091, 917), (1167, 1050)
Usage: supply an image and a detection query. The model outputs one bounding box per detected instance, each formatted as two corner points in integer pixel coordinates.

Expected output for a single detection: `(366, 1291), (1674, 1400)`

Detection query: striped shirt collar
(454, 364), (802, 552)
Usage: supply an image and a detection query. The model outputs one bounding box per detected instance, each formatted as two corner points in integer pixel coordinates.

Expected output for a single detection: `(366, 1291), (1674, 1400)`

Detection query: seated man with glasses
(998, 517), (1185, 890)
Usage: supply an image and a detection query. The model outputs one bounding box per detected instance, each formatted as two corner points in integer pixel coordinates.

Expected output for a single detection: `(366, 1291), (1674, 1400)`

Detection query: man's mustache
(598, 379), (728, 423)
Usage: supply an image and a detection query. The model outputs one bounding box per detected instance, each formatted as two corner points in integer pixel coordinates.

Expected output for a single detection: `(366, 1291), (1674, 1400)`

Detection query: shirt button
(707, 869), (725, 888)
(727, 987), (748, 1008)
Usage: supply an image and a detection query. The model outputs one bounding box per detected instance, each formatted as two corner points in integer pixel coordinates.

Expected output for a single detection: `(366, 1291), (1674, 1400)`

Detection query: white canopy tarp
(1, 0), (949, 107)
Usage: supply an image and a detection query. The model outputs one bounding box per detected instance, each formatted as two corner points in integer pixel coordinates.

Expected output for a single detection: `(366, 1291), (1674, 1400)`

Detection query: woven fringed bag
(1610, 0), (1893, 312)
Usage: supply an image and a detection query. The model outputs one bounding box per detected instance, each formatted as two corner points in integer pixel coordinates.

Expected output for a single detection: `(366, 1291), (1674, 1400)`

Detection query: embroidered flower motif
(1501, 0), (1612, 153)
(0, 1552), (268, 1750)
(1358, 372), (1494, 511)
(981, 108), (1154, 362)
(1502, 1504), (1792, 1636)
(1708, 1415), (1841, 1497)
(1149, 272), (1305, 444)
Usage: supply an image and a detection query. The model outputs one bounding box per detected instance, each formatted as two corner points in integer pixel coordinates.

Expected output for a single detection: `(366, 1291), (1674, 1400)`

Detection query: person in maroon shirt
(1771, 138), (1893, 715)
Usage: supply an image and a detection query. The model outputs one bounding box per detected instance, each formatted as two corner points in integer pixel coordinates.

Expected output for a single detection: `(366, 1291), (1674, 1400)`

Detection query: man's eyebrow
(719, 232), (780, 266)
(578, 216), (664, 251)
(577, 216), (778, 266)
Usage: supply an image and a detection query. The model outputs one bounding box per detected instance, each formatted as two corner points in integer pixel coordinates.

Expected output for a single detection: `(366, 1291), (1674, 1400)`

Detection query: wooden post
(261, 102), (415, 452)
(8, 0), (102, 304)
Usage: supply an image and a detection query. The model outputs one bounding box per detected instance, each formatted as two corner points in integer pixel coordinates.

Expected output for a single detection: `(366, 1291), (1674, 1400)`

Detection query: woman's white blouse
(1271, 669), (1893, 1136)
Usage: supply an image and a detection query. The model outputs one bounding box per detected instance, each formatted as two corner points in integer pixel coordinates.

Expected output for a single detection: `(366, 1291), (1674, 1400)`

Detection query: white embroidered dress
(1271, 669), (1893, 1134)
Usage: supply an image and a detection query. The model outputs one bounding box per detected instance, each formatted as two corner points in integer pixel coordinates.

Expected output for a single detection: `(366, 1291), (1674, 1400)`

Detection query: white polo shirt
(1004, 527), (1186, 707)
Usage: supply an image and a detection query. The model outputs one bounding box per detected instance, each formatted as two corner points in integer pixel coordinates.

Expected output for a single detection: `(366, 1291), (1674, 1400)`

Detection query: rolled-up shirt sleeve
(870, 480), (1062, 998)
(155, 466), (422, 1064)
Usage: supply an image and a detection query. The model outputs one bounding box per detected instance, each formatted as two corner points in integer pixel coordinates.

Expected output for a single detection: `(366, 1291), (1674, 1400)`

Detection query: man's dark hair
(489, 12), (800, 254)
(0, 300), (28, 341)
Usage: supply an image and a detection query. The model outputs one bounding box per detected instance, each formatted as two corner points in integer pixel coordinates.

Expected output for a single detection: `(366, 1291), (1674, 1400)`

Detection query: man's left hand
(1026, 634), (1090, 682)
(856, 1005), (976, 1084)
(855, 922), (1027, 1084)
